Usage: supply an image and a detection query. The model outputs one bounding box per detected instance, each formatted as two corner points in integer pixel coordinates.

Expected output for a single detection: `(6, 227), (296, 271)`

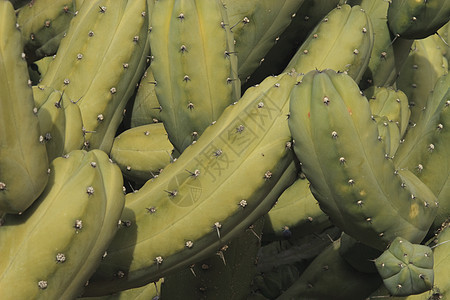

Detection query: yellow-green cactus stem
(16, 0), (85, 62)
(276, 238), (382, 300)
(0, 0), (49, 214)
(284, 4), (374, 84)
(243, 0), (342, 89)
(223, 0), (305, 82)
(366, 86), (411, 138)
(348, 0), (415, 90)
(375, 237), (434, 296)
(396, 35), (448, 124)
(35, 0), (150, 155)
(288, 69), (438, 251)
(110, 123), (174, 185)
(387, 0), (450, 40)
(83, 73), (299, 296)
(130, 65), (162, 127)
(0, 150), (125, 299)
(263, 174), (332, 241)
(149, 0), (240, 153)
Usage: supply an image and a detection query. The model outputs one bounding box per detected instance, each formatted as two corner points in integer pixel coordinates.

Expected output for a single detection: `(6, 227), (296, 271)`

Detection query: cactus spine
(0, 0), (49, 214)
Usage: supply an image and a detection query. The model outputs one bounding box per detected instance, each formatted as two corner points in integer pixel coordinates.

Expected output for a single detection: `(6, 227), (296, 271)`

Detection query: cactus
(263, 173), (332, 241)
(0, 0), (49, 214)
(83, 73), (299, 296)
(394, 73), (450, 230)
(130, 65), (161, 127)
(396, 35), (448, 124)
(252, 226), (342, 299)
(161, 219), (264, 300)
(0, 149), (125, 299)
(16, 0), (85, 62)
(149, 0), (240, 154)
(387, 0), (450, 40)
(80, 280), (162, 300)
(110, 123), (174, 185)
(366, 86), (411, 138)
(375, 237), (434, 296)
(347, 0), (415, 90)
(288, 69), (438, 250)
(284, 4), (374, 84)
(276, 238), (382, 300)
(34, 0), (150, 156)
(223, 0), (305, 83)
(243, 0), (342, 89)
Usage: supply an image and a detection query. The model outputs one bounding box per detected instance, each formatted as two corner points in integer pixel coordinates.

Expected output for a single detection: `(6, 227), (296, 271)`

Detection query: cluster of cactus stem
(0, 0), (449, 299)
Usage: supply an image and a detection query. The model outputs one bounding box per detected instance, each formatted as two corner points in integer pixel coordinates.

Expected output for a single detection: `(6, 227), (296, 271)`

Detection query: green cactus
(276, 238), (382, 300)
(339, 232), (381, 274)
(369, 223), (450, 299)
(387, 0), (450, 40)
(288, 69), (438, 251)
(80, 280), (162, 300)
(347, 0), (415, 90)
(394, 73), (449, 230)
(375, 237), (434, 296)
(0, 149), (125, 299)
(16, 0), (85, 62)
(34, 88), (85, 162)
(83, 73), (299, 296)
(34, 0), (150, 156)
(263, 173), (332, 241)
(161, 219), (264, 300)
(252, 226), (342, 299)
(366, 86), (411, 138)
(149, 0), (240, 154)
(396, 35), (448, 124)
(436, 21), (449, 63)
(0, 0), (49, 214)
(130, 65), (161, 127)
(110, 123), (174, 185)
(243, 0), (342, 89)
(223, 0), (305, 83)
(284, 4), (374, 84)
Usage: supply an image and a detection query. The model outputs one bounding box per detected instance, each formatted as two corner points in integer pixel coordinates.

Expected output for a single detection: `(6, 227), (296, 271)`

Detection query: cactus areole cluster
(0, 0), (449, 299)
